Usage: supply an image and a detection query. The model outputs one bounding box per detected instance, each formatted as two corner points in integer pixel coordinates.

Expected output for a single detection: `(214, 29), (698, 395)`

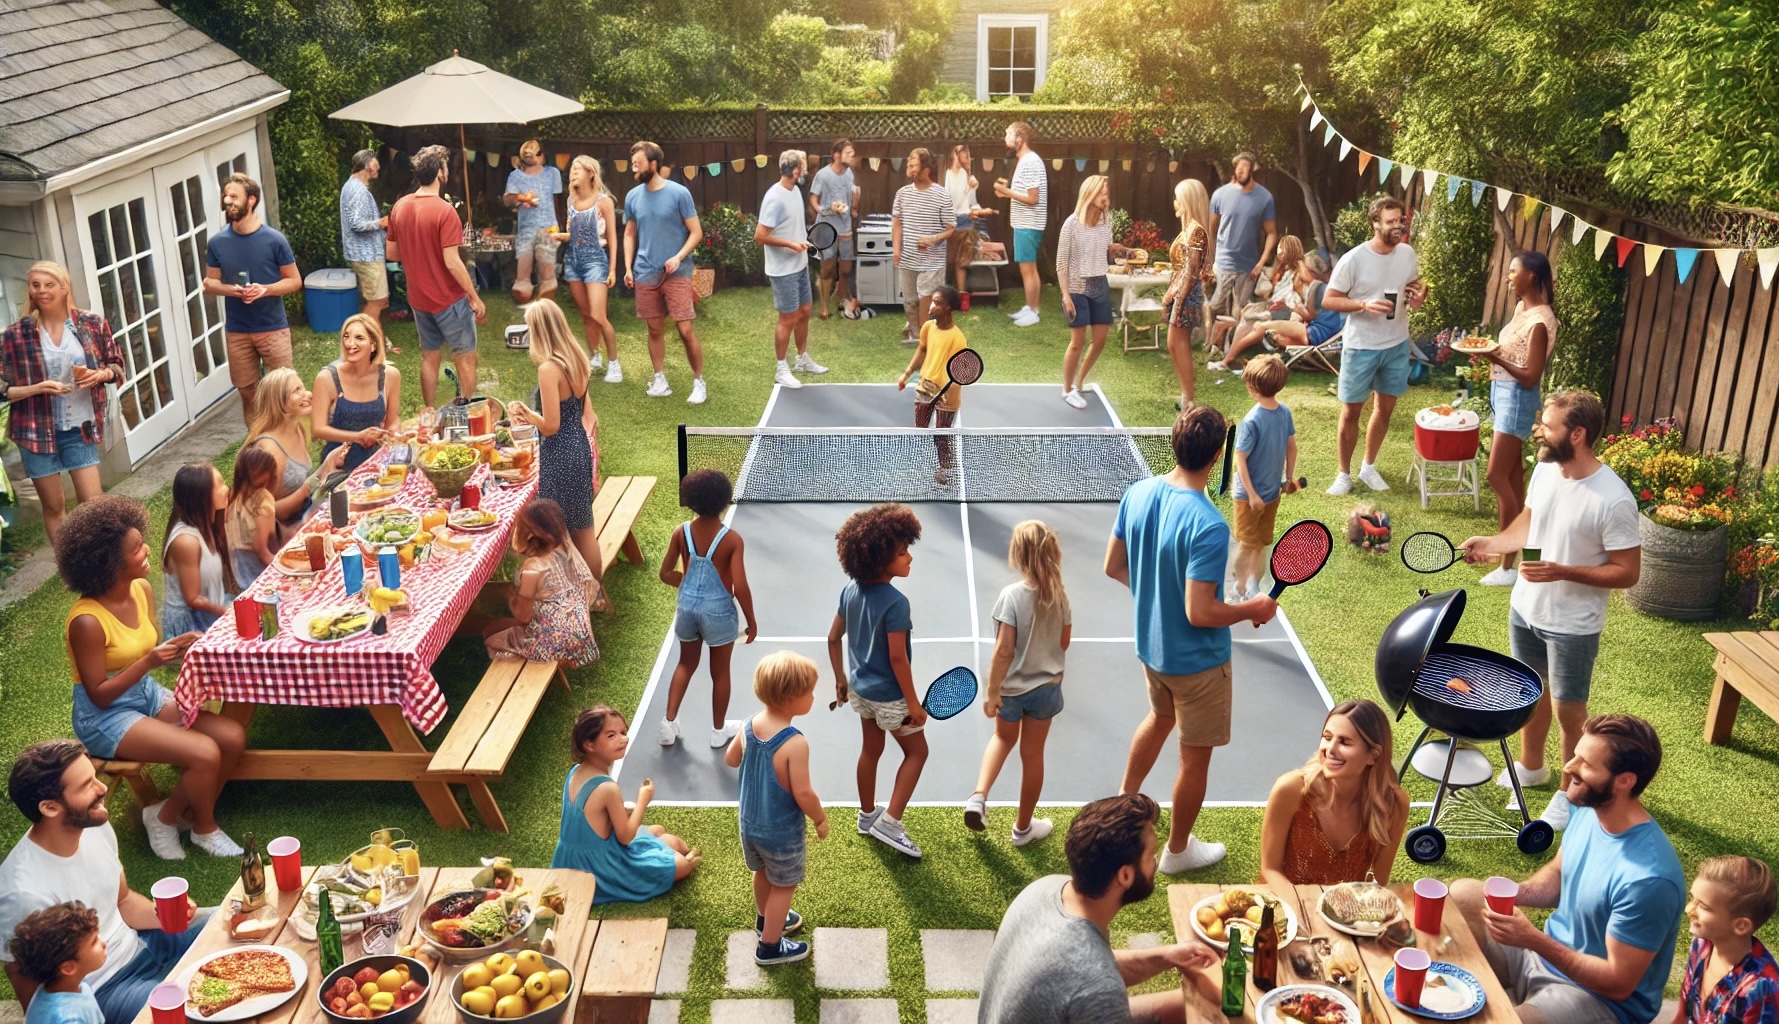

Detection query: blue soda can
(341, 548), (364, 594)
(378, 546), (400, 591)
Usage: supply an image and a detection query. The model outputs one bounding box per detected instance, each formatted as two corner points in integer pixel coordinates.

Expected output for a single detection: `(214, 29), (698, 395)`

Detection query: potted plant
(1600, 416), (1740, 620)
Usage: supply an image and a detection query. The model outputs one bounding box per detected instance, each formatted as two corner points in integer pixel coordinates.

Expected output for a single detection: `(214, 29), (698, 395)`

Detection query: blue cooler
(304, 268), (359, 333)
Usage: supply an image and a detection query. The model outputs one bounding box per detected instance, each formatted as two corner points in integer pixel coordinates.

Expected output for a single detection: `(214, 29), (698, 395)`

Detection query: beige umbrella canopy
(330, 51), (583, 230)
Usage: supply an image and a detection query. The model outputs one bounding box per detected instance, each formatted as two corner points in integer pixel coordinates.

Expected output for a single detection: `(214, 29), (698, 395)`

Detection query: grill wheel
(1407, 825), (1446, 864)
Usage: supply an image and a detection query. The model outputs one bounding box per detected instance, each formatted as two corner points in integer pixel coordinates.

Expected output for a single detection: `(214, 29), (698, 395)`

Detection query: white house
(0, 0), (288, 471)
(937, 0), (1062, 102)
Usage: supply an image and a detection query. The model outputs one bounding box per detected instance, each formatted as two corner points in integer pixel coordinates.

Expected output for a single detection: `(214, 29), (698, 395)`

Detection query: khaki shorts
(226, 328), (294, 389)
(1233, 496), (1280, 547)
(1144, 661), (1232, 747)
(850, 689), (923, 735)
(348, 260), (388, 301)
(1209, 269), (1255, 317)
(636, 275), (697, 322)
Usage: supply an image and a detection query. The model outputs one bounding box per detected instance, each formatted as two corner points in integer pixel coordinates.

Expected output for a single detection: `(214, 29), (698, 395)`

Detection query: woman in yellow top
(58, 495), (246, 860)
(897, 286), (970, 485)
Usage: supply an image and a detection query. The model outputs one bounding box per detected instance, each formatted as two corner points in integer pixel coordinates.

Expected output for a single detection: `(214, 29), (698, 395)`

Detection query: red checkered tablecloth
(175, 453), (538, 734)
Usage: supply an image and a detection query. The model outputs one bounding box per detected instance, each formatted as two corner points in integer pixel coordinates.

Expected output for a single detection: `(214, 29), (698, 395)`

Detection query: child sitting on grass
(828, 503), (927, 859)
(723, 651), (828, 966)
(1229, 353), (1298, 600)
(484, 499), (600, 667)
(10, 901), (106, 1024)
(1676, 855), (1777, 1024)
(897, 287), (970, 485)
(550, 705), (699, 904)
(963, 520), (1070, 846)
(657, 469), (757, 749)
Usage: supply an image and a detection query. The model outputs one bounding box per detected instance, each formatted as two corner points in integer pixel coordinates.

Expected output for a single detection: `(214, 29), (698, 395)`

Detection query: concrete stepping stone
(649, 999), (681, 1023)
(926, 998), (980, 1024)
(725, 930), (767, 991)
(814, 927), (890, 990)
(818, 998), (899, 1023)
(920, 929), (997, 992)
(656, 928), (697, 993)
(710, 999), (796, 1024)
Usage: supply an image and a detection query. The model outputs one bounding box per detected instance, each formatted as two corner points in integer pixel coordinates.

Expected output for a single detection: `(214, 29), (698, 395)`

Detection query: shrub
(1333, 193), (1386, 252)
(693, 202), (762, 277)
(1548, 238), (1625, 406)
(1408, 190), (1492, 339)
(1109, 208), (1133, 245)
(1598, 416), (1742, 530)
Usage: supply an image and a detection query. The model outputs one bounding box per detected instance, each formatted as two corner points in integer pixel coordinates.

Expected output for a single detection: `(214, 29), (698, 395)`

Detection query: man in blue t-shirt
(1105, 404), (1276, 873)
(1207, 151), (1277, 326)
(203, 173), (299, 424)
(1452, 714), (1685, 1024)
(503, 139), (564, 304)
(622, 141), (707, 405)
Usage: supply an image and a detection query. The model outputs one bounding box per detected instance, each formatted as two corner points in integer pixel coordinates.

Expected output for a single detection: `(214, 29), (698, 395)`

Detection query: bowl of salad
(418, 443), (480, 499)
(356, 508), (421, 547)
(416, 889), (534, 963)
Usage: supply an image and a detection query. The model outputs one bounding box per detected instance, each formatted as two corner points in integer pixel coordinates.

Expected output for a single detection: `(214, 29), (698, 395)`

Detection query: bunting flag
(1642, 244), (1666, 276)
(1572, 215), (1591, 245)
(1422, 168), (1438, 195)
(1377, 157), (1393, 184)
(868, 157), (881, 171)
(1121, 159), (1132, 171)
(984, 158), (996, 172)
(1445, 175), (1461, 202)
(683, 165), (697, 180)
(1550, 207), (1568, 232)
(464, 148), (477, 163)
(1594, 229), (1613, 261)
(1357, 152), (1372, 174)
(1470, 180), (1485, 206)
(1399, 163), (1416, 190)
(1761, 247), (1779, 289)
(553, 152), (570, 171)
(1146, 159), (1156, 173)
(1075, 158), (1088, 171)
(614, 159), (627, 172)
(1674, 248), (1700, 284)
(1310, 109), (1324, 131)
(706, 162), (721, 176)
(1323, 123), (1337, 146)
(1051, 158), (1064, 171)
(1614, 237), (1637, 267)
(755, 154), (769, 168)
(1715, 248), (1742, 283)
(1301, 94), (1314, 111)
(1096, 159), (1108, 172)
(485, 151), (500, 168)
(1339, 139), (1353, 161)
(890, 157), (904, 170)
(731, 158), (746, 172)
(1169, 160), (1180, 172)
(1522, 195), (1539, 220)
(1496, 187), (1513, 212)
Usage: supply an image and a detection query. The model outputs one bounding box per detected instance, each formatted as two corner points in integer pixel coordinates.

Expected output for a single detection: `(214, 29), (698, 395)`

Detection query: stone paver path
(813, 927), (890, 990)
(709, 999), (796, 1024)
(657, 928), (697, 993)
(817, 998), (899, 1023)
(919, 929), (997, 992)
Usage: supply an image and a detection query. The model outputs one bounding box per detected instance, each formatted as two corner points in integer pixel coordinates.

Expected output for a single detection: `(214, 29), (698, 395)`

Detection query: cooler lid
(1374, 588), (1466, 719)
(304, 268), (358, 290)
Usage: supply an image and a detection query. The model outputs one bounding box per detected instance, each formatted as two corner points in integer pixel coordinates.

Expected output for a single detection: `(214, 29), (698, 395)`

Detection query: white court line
(1094, 383), (1126, 428)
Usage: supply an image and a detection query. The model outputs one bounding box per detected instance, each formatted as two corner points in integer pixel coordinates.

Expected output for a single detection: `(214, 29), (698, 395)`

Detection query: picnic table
(1168, 882), (1521, 1023)
(1701, 631), (1779, 744)
(174, 449), (539, 830)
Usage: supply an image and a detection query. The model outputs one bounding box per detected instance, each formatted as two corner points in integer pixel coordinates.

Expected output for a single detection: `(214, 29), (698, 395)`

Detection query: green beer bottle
(315, 885), (344, 976)
(1222, 925), (1247, 1017)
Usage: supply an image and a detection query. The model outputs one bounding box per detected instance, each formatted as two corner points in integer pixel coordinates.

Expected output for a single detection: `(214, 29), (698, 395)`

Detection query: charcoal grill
(1376, 588), (1555, 863)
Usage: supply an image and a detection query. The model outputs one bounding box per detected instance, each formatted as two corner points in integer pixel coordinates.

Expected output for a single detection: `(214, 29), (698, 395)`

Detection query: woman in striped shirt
(1056, 176), (1143, 409)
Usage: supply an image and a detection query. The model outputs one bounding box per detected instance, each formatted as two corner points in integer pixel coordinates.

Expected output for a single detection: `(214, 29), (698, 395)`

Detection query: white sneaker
(658, 718), (681, 747)
(1011, 818), (1053, 847)
(774, 363), (802, 389)
(964, 793), (988, 832)
(1206, 360), (1230, 373)
(868, 813), (923, 858)
(1326, 472), (1354, 496)
(646, 373), (672, 398)
(710, 720), (741, 748)
(1480, 566), (1518, 587)
(900, 327), (918, 345)
(1540, 791), (1574, 831)
(688, 378), (707, 405)
(1013, 309), (1040, 327)
(1358, 463), (1390, 491)
(793, 353), (828, 374)
(589, 352), (604, 371)
(1062, 389), (1088, 410)
(189, 827), (244, 858)
(857, 806), (884, 835)
(603, 360), (623, 384)
(1158, 834), (1226, 873)
(1497, 762), (1551, 789)
(142, 802), (186, 860)
(1009, 306), (1028, 319)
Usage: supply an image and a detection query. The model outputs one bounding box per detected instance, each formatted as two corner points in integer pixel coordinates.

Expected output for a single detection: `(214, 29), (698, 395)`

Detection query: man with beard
(993, 121), (1047, 327)
(504, 139), (564, 305)
(978, 794), (1218, 1023)
(387, 145), (485, 407)
(339, 149), (389, 326)
(0, 741), (210, 1024)
(623, 140), (707, 404)
(203, 173), (300, 424)
(890, 148), (954, 342)
(1207, 151), (1277, 346)
(1449, 715), (1684, 1024)
(1460, 391), (1640, 831)
(1321, 195), (1427, 495)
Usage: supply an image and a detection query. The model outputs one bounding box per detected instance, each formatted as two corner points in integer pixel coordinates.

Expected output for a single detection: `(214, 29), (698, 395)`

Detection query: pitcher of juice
(466, 398), (492, 436)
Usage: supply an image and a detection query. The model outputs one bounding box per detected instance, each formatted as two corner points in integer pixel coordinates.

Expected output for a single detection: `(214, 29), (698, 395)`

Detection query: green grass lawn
(2, 285), (1776, 1020)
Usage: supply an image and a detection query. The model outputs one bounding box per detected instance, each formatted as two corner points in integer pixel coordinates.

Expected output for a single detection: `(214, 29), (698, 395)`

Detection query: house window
(977, 15), (1047, 102)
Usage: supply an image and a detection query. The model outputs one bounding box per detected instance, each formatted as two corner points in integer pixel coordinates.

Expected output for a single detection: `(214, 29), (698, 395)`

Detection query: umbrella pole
(459, 123), (473, 236)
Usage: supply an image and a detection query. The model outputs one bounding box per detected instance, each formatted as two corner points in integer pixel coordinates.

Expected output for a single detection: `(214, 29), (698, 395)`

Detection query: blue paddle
(902, 665), (978, 725)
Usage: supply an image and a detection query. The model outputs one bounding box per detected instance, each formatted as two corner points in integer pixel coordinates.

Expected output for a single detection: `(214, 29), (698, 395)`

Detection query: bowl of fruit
(450, 950), (572, 1024)
(318, 954), (430, 1024)
(418, 444), (481, 499)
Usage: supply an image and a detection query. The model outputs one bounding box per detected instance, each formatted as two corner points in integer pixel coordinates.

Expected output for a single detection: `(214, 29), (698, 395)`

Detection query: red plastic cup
(1413, 877), (1449, 934)
(268, 835), (302, 892)
(1485, 876), (1519, 916)
(232, 596), (262, 639)
(1394, 947), (1432, 1006)
(151, 877), (191, 933)
(460, 483), (480, 510)
(149, 983), (185, 1024)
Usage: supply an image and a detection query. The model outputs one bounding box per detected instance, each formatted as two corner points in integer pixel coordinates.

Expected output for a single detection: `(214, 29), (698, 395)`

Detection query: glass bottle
(1253, 903), (1279, 991)
(1221, 924), (1247, 1017)
(315, 884), (344, 976)
(240, 832), (266, 910)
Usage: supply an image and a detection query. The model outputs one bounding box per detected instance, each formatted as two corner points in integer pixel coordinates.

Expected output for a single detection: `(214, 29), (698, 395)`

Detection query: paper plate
(1187, 890), (1299, 953)
(1256, 983), (1361, 1024)
(294, 606), (372, 645)
(1384, 962), (1486, 1020)
(179, 944), (307, 1021)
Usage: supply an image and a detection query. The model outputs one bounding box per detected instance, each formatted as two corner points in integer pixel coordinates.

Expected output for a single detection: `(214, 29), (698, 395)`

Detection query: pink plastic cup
(1485, 876), (1519, 916)
(1394, 947), (1432, 1006)
(151, 877), (191, 933)
(1413, 877), (1449, 934)
(268, 835), (302, 893)
(149, 983), (185, 1024)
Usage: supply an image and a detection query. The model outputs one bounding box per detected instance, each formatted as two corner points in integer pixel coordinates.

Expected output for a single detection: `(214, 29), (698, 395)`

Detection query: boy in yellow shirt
(897, 286), (970, 483)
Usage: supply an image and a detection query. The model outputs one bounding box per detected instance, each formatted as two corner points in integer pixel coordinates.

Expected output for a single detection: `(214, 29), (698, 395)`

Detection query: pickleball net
(677, 425), (1181, 502)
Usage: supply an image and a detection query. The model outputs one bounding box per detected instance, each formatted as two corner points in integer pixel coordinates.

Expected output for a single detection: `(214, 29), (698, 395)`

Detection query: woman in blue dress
(312, 313), (401, 474)
(551, 705), (699, 903)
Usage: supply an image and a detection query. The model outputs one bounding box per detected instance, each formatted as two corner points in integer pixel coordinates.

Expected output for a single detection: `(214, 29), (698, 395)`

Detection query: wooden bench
(591, 476), (656, 575)
(577, 917), (669, 1024)
(90, 756), (162, 807)
(1702, 631), (1779, 743)
(426, 658), (567, 831)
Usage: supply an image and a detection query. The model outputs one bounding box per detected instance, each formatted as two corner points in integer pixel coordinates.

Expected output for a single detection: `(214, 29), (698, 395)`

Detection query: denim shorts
(20, 425), (102, 479)
(561, 243), (610, 285)
(769, 271), (813, 314)
(997, 682), (1064, 722)
(1337, 341), (1412, 403)
(1491, 380), (1541, 440)
(1067, 278), (1113, 327)
(71, 678), (171, 759)
(741, 832), (807, 886)
(674, 597), (739, 647)
(94, 908), (215, 1024)
(1510, 609), (1601, 703)
(415, 297), (478, 355)
(1013, 228), (1042, 263)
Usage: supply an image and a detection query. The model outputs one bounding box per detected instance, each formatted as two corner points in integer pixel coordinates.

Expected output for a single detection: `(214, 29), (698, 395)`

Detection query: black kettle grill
(1376, 588), (1555, 863)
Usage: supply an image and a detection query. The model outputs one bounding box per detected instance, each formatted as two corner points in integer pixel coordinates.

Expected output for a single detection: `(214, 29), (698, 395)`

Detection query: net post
(676, 423), (688, 494)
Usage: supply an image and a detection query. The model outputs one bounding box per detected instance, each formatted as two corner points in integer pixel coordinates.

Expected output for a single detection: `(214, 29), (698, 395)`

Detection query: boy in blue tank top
(724, 651), (829, 965)
(657, 470), (758, 749)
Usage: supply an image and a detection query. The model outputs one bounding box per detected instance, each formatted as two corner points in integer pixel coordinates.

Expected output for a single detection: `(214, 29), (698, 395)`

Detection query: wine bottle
(1221, 925), (1247, 1017)
(240, 832), (266, 910)
(1253, 902), (1279, 991)
(315, 884), (344, 976)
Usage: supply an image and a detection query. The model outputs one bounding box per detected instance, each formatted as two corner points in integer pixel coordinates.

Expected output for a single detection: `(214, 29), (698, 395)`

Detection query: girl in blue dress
(551, 705), (699, 903)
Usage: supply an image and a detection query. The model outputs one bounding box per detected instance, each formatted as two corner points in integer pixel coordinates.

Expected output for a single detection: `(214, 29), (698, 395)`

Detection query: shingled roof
(0, 0), (286, 184)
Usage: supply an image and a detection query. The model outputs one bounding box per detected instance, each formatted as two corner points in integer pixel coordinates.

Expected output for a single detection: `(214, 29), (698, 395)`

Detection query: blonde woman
(248, 367), (346, 537)
(550, 156), (622, 382)
(945, 144), (983, 307)
(507, 299), (607, 607)
(1260, 699), (1410, 888)
(1212, 234), (1306, 360)
(312, 313), (401, 475)
(1161, 179), (1213, 407)
(1056, 175), (1144, 409)
(0, 261), (125, 540)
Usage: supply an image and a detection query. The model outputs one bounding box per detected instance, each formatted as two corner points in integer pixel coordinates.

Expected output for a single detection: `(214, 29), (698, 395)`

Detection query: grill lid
(1374, 588), (1467, 719)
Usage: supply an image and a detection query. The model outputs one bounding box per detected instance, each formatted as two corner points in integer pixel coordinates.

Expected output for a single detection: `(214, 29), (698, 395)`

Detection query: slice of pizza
(199, 950), (297, 993)
(188, 974), (251, 1017)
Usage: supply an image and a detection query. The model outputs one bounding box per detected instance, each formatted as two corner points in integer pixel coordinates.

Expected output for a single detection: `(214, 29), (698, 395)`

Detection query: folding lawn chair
(1282, 328), (1343, 376)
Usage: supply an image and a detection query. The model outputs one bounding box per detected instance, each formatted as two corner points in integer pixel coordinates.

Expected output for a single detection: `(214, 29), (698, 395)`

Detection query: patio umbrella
(329, 51), (583, 232)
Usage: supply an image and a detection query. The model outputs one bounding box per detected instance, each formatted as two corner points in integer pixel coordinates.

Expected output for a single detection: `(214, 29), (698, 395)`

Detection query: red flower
(1690, 484), (1706, 498)
(1726, 486), (1739, 500)
(1623, 414), (1634, 427)
(1640, 489), (1653, 500)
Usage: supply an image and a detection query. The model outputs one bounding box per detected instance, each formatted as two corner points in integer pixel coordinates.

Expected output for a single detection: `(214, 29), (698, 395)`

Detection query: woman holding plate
(1472, 251), (1558, 587)
(1259, 699), (1408, 889)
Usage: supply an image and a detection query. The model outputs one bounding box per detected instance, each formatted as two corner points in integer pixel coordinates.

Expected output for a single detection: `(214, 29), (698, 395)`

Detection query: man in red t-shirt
(387, 145), (486, 406)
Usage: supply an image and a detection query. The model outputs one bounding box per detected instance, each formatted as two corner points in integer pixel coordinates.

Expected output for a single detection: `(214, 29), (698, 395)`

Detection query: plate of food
(1256, 984), (1360, 1024)
(348, 480), (402, 511)
(416, 888), (535, 962)
(1384, 962), (1486, 1019)
(297, 606), (372, 644)
(1318, 879), (1405, 938)
(447, 508), (499, 532)
(1449, 336), (1498, 355)
(1188, 887), (1298, 952)
(180, 944), (306, 1020)
(273, 537), (338, 577)
(356, 508), (420, 546)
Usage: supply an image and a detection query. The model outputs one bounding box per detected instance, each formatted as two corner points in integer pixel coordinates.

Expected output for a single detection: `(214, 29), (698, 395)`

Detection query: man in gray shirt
(978, 794), (1217, 1023)
(1207, 151), (1278, 349)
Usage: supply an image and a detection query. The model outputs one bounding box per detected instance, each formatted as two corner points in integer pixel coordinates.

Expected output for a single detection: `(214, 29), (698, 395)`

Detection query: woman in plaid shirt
(0, 262), (125, 541)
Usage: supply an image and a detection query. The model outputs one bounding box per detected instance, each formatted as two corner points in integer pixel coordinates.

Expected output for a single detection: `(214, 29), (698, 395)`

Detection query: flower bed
(1602, 416), (1743, 620)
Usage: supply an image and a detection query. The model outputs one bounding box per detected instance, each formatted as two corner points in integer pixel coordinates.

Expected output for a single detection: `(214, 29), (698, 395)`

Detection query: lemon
(461, 990), (495, 1017)
(365, 887), (381, 907)
(489, 974), (523, 999)
(494, 995), (529, 1019)
(461, 964), (493, 991)
(514, 951), (545, 978)
(546, 969), (569, 995)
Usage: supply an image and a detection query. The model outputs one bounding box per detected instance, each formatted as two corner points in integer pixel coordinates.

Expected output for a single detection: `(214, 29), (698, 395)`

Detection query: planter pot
(691, 266), (716, 302)
(1622, 516), (1728, 621)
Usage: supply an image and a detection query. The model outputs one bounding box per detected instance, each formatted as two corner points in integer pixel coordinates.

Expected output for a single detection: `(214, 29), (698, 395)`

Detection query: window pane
(217, 163), (232, 188)
(187, 179), (204, 225)
(990, 69), (1012, 95)
(1012, 27), (1036, 68)
(233, 155), (247, 175)
(179, 240), (200, 294)
(98, 272), (123, 327)
(136, 379), (157, 418)
(988, 26), (1011, 56)
(209, 327), (226, 369)
(128, 199), (151, 255)
(187, 295), (206, 339)
(154, 362), (174, 407)
(1012, 70), (1037, 95)
(127, 324), (149, 373)
(137, 252), (160, 317)
(171, 183), (189, 235)
(121, 264), (142, 325)
(118, 384), (141, 428)
(110, 207), (133, 259)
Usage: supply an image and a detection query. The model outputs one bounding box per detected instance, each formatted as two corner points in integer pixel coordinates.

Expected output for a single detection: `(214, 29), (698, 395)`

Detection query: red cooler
(1414, 408), (1480, 462)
